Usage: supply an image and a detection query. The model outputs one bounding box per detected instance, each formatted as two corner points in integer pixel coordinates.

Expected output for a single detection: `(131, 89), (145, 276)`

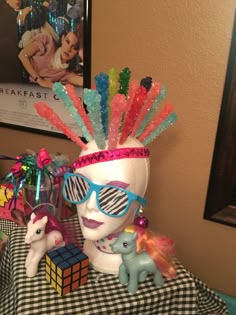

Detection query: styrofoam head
(74, 137), (150, 241)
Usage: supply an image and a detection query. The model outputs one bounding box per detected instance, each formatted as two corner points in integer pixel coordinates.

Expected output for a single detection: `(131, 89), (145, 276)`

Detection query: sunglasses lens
(99, 186), (129, 216)
(64, 175), (90, 203)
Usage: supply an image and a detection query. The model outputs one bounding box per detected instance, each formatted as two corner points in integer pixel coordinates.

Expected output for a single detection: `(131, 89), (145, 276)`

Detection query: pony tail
(32, 210), (72, 245)
(145, 236), (176, 279)
(45, 213), (75, 246)
(125, 224), (176, 279)
(135, 227), (150, 252)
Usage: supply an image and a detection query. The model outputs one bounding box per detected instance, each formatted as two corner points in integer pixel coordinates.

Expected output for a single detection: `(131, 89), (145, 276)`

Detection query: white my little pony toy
(25, 211), (66, 278)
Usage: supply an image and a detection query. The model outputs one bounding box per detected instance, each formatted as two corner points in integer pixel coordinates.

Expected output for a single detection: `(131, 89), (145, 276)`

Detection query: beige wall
(1, 1), (236, 296)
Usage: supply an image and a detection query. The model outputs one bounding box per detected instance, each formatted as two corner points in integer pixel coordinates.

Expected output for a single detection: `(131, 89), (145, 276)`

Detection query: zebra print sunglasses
(63, 173), (147, 218)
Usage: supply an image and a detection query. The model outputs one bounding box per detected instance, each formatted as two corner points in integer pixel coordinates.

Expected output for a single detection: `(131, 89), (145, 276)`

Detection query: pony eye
(123, 242), (128, 248)
(36, 229), (41, 234)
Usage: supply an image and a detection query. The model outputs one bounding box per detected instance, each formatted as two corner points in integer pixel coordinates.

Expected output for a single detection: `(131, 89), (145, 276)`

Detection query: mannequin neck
(94, 232), (121, 254)
(83, 239), (122, 274)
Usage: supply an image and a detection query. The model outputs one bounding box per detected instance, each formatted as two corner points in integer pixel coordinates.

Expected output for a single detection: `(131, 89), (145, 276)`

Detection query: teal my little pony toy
(111, 225), (176, 294)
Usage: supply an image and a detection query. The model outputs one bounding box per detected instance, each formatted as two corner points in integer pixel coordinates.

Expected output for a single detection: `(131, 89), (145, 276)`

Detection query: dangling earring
(133, 207), (149, 229)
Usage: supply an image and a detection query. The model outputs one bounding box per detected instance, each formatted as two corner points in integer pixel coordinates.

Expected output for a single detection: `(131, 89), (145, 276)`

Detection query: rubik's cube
(45, 243), (89, 296)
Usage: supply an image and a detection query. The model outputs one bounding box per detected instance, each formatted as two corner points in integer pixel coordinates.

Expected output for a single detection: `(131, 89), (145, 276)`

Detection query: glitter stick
(141, 112), (177, 146)
(108, 67), (119, 103)
(131, 82), (161, 137)
(140, 77), (152, 91)
(139, 103), (174, 142)
(65, 84), (94, 137)
(118, 67), (131, 96)
(122, 80), (139, 123)
(119, 85), (148, 145)
(34, 102), (87, 150)
(95, 72), (109, 137)
(108, 94), (127, 149)
(136, 85), (166, 138)
(53, 82), (93, 142)
(83, 89), (106, 149)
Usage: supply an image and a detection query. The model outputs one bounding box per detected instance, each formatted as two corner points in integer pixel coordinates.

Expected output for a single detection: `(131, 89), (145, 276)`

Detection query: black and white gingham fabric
(0, 219), (17, 236)
(0, 216), (228, 315)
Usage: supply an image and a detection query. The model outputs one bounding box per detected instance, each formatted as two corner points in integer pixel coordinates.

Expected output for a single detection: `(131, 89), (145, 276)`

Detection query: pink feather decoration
(65, 84), (94, 136)
(34, 102), (87, 150)
(108, 94), (127, 149)
(131, 82), (161, 137)
(119, 85), (148, 144)
(138, 102), (174, 142)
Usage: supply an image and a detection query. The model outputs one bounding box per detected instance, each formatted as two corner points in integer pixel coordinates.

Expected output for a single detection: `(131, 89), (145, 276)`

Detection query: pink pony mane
(125, 225), (176, 279)
(32, 210), (67, 239)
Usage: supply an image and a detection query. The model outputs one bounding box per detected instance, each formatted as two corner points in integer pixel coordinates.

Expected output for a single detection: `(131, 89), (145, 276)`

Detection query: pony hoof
(128, 286), (137, 295)
(128, 288), (137, 295)
(155, 279), (164, 288)
(119, 278), (128, 285)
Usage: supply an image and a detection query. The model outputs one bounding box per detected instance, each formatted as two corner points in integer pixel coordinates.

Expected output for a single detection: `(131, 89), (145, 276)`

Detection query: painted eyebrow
(75, 172), (84, 177)
(107, 180), (129, 189)
(74, 173), (129, 189)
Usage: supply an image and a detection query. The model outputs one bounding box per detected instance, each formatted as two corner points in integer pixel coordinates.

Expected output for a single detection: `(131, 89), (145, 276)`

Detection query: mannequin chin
(75, 137), (150, 274)
(77, 201), (138, 241)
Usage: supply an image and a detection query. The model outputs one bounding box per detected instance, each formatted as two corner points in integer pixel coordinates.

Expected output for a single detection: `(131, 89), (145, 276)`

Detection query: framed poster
(0, 0), (91, 137)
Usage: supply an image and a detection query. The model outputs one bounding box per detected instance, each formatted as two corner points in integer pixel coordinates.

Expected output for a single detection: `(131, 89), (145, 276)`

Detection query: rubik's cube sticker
(45, 243), (89, 296)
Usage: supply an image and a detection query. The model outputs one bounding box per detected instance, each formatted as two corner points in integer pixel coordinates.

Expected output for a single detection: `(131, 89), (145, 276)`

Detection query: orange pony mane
(125, 225), (176, 279)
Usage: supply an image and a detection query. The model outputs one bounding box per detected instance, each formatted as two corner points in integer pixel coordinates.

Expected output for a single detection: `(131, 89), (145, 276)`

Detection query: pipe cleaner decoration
(33, 67), (177, 150)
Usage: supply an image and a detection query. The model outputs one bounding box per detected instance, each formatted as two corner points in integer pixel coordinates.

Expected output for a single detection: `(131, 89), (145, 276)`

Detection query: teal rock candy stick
(83, 89), (106, 149)
(53, 82), (93, 142)
(95, 72), (109, 137)
(142, 112), (177, 146)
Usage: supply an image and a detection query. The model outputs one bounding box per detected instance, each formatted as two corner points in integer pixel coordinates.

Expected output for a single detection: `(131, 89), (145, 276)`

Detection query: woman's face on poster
(6, 0), (21, 10)
(60, 32), (79, 63)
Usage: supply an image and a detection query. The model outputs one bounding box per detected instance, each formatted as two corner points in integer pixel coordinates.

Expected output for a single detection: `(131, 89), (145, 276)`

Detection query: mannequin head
(63, 137), (150, 241)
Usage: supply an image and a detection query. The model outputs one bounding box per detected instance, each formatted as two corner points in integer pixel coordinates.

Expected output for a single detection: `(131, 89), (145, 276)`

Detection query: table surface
(0, 215), (228, 315)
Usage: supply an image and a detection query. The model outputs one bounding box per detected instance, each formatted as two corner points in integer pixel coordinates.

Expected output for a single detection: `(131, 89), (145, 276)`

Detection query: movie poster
(0, 0), (90, 136)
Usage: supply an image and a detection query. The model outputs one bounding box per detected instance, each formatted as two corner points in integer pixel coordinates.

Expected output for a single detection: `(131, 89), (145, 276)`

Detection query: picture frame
(204, 14), (236, 228)
(0, 0), (92, 138)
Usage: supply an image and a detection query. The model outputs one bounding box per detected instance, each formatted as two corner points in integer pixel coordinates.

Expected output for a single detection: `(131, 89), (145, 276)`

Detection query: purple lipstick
(81, 216), (104, 229)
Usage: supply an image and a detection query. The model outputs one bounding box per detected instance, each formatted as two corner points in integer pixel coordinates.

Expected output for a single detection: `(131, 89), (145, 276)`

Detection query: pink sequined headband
(73, 147), (150, 169)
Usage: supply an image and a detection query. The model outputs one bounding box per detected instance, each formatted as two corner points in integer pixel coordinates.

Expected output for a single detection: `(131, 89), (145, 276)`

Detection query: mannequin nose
(86, 191), (99, 212)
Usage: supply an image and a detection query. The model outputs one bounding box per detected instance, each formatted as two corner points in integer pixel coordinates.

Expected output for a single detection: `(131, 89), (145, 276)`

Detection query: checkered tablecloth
(0, 215), (228, 315)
